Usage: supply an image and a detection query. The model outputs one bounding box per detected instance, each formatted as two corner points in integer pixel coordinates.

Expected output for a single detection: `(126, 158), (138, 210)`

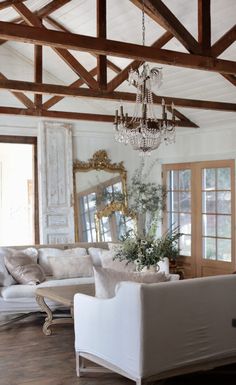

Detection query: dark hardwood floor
(0, 315), (236, 385)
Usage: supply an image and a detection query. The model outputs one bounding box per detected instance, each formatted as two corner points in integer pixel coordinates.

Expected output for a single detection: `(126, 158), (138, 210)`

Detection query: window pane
(88, 193), (96, 209)
(82, 231), (88, 242)
(202, 192), (216, 213)
(217, 168), (230, 190)
(217, 239), (231, 262)
(179, 235), (191, 256)
(171, 170), (179, 190)
(217, 191), (231, 214)
(202, 168), (216, 190)
(103, 232), (112, 242)
(113, 182), (122, 192)
(87, 231), (92, 242)
(172, 191), (179, 211)
(217, 215), (231, 238)
(202, 214), (216, 237)
(179, 170), (191, 190)
(179, 192), (191, 212)
(180, 213), (191, 234)
(85, 212), (90, 228)
(202, 237), (216, 260)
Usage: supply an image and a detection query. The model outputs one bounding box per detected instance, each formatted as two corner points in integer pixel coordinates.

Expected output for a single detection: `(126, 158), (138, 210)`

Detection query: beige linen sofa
(74, 274), (236, 384)
(0, 242), (108, 317)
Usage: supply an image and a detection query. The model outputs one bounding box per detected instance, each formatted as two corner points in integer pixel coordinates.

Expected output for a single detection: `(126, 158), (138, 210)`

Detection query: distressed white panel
(38, 121), (75, 244)
(47, 214), (68, 227)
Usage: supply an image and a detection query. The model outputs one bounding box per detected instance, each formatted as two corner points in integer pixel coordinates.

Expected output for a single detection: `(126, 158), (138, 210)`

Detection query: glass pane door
(202, 167), (232, 262)
(167, 169), (191, 256)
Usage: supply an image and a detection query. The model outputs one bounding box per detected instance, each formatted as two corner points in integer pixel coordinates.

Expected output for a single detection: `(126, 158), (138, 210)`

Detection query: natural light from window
(0, 143), (34, 246)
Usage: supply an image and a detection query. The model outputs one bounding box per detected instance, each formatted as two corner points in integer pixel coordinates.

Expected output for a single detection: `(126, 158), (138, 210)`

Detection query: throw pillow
(0, 247), (38, 286)
(48, 254), (93, 279)
(99, 249), (136, 272)
(4, 252), (45, 285)
(88, 247), (103, 266)
(38, 247), (87, 275)
(93, 266), (169, 299)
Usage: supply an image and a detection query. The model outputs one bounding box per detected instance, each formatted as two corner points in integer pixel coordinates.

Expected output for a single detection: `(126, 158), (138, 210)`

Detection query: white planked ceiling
(0, 0), (235, 130)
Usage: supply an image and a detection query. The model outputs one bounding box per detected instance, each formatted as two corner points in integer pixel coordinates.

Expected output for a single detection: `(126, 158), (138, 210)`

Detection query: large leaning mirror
(73, 150), (128, 242)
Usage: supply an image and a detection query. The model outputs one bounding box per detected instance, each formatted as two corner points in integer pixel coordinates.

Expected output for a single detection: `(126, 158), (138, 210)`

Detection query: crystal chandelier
(113, 2), (176, 155)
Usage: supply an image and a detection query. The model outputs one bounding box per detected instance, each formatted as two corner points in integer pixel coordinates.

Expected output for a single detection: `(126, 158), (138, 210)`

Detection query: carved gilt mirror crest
(73, 150), (129, 242)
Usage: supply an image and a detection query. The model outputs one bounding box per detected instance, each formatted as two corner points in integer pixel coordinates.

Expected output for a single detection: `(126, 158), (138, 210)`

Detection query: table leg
(36, 294), (53, 336)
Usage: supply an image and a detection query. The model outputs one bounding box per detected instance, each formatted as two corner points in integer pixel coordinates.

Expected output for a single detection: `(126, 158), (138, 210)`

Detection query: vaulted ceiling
(0, 0), (235, 131)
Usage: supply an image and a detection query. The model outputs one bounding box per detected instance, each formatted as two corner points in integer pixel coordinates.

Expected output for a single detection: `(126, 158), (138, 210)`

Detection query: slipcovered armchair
(74, 275), (236, 385)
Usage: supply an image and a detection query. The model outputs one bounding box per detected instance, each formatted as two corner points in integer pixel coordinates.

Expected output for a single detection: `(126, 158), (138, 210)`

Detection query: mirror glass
(73, 150), (129, 242)
(96, 202), (137, 242)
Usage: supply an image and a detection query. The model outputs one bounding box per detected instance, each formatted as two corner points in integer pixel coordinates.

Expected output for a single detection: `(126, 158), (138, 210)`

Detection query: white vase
(140, 264), (160, 273)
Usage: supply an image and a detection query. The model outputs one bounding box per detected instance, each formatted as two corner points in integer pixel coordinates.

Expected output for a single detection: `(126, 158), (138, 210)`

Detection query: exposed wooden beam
(97, 0), (107, 90)
(0, 0), (26, 11)
(36, 0), (71, 18)
(107, 31), (173, 92)
(198, 0), (211, 54)
(167, 106), (199, 128)
(211, 25), (236, 57)
(12, 2), (42, 27)
(0, 106), (193, 126)
(12, 4), (99, 90)
(130, 0), (202, 54)
(43, 67), (97, 110)
(0, 22), (235, 75)
(46, 15), (121, 75)
(0, 72), (35, 109)
(53, 48), (99, 89)
(221, 74), (236, 87)
(34, 45), (43, 108)
(0, 78), (235, 112)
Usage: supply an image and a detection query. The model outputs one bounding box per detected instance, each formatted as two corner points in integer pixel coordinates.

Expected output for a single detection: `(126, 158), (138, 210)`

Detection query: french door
(163, 160), (235, 278)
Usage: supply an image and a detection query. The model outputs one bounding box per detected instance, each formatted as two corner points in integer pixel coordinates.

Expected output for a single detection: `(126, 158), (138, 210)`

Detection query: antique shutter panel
(38, 121), (75, 244)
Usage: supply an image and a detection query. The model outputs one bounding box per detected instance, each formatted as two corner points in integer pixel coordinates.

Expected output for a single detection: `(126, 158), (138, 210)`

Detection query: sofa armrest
(74, 281), (143, 378)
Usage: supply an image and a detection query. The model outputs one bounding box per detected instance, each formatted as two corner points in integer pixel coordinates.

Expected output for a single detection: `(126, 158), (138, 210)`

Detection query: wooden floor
(0, 315), (236, 385)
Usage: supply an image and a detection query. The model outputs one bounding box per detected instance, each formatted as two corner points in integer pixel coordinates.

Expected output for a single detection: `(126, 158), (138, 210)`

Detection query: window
(163, 160), (235, 277)
(0, 136), (38, 246)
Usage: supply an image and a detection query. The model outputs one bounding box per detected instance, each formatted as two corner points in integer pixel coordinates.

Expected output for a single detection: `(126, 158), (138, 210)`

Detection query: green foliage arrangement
(114, 227), (182, 271)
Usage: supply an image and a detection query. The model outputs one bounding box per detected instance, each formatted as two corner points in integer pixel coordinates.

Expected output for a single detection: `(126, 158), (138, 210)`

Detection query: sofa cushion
(1, 277), (94, 302)
(1, 276), (95, 300)
(48, 255), (93, 279)
(88, 247), (103, 266)
(93, 266), (169, 299)
(0, 247), (38, 286)
(4, 252), (46, 285)
(38, 247), (87, 275)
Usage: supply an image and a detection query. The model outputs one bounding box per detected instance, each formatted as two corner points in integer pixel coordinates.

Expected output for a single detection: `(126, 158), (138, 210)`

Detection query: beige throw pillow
(38, 247), (87, 275)
(93, 266), (169, 298)
(4, 252), (45, 285)
(48, 254), (93, 279)
(99, 249), (136, 272)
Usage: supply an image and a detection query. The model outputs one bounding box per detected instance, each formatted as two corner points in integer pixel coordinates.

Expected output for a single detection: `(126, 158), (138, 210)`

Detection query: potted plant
(114, 226), (182, 272)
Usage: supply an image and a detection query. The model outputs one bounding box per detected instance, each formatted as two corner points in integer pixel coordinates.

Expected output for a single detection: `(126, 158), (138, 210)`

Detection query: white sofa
(74, 274), (236, 384)
(0, 242), (108, 317)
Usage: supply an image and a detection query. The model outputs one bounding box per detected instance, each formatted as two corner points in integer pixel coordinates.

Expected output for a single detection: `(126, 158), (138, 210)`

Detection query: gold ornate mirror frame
(95, 201), (137, 241)
(73, 150), (128, 242)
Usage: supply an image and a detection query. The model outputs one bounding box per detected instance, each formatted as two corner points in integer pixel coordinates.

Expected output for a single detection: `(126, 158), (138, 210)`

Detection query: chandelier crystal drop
(113, 1), (176, 155)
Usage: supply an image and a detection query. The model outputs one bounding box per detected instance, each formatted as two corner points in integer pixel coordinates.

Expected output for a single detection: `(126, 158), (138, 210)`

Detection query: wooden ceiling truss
(0, 0), (235, 126)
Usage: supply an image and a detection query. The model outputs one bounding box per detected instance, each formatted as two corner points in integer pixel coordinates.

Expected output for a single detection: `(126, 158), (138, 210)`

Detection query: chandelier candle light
(113, 1), (176, 155)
